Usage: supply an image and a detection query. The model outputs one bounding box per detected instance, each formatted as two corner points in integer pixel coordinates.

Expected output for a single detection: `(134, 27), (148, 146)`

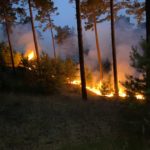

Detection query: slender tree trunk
(146, 0), (150, 43)
(48, 14), (56, 58)
(93, 15), (103, 82)
(145, 0), (150, 99)
(75, 0), (87, 100)
(110, 0), (119, 96)
(4, 14), (15, 74)
(28, 0), (40, 62)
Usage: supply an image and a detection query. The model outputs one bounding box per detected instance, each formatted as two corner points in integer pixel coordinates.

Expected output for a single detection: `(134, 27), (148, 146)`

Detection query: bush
(22, 53), (77, 94)
(0, 49), (78, 95)
(123, 40), (150, 100)
(0, 42), (22, 68)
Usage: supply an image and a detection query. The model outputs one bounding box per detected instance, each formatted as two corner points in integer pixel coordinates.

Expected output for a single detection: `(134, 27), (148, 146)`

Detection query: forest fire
(119, 89), (127, 98)
(27, 51), (35, 60)
(71, 80), (113, 97)
(71, 80), (144, 100)
(24, 50), (35, 61)
(135, 94), (145, 100)
(71, 80), (127, 98)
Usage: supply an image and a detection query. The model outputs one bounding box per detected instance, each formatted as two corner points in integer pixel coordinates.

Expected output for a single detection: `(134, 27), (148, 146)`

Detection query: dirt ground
(0, 92), (150, 150)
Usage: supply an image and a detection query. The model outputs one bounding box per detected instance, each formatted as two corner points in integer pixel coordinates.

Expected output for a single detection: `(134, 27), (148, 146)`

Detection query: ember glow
(86, 86), (102, 96)
(28, 51), (34, 60)
(24, 50), (35, 61)
(135, 94), (145, 100)
(119, 89), (127, 98)
(71, 80), (144, 100)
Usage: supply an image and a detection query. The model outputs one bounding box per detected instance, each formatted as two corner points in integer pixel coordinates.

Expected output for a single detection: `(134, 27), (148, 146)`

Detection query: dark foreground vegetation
(0, 92), (150, 150)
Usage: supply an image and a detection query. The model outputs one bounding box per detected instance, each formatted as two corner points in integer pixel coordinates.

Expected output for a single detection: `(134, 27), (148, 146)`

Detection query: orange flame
(135, 94), (145, 100)
(71, 80), (144, 100)
(24, 50), (35, 61)
(119, 88), (127, 98)
(28, 51), (34, 60)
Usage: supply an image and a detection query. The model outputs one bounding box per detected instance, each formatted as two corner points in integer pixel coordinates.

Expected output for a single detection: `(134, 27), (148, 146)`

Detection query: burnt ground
(0, 90), (150, 150)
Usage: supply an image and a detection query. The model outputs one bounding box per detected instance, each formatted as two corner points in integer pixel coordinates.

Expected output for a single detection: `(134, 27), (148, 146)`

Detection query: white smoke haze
(115, 17), (145, 85)
(82, 16), (145, 87)
(0, 23), (44, 57)
(83, 21), (112, 83)
(0, 16), (145, 89)
(11, 23), (42, 57)
(56, 35), (78, 59)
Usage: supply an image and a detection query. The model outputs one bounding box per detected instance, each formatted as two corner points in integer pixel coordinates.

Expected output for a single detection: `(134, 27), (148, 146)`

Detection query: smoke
(82, 16), (145, 86)
(115, 17), (145, 83)
(11, 23), (43, 56)
(55, 35), (78, 59)
(0, 16), (145, 88)
(0, 23), (44, 57)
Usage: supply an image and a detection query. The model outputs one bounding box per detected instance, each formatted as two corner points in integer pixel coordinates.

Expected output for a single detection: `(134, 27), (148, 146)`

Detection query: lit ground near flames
(0, 90), (150, 150)
(71, 80), (145, 100)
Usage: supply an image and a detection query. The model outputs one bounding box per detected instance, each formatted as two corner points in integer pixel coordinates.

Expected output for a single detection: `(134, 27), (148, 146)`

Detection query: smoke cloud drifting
(0, 16), (145, 88)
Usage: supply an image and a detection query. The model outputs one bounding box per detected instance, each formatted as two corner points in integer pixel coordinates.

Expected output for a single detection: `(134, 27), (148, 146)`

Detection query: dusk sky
(54, 0), (76, 27)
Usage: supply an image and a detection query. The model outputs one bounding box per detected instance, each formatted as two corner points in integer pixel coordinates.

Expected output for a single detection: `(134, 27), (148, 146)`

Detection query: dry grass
(0, 91), (150, 150)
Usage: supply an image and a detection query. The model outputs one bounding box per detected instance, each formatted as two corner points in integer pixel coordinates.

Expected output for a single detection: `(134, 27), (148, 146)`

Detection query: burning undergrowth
(0, 42), (145, 100)
(0, 16), (146, 99)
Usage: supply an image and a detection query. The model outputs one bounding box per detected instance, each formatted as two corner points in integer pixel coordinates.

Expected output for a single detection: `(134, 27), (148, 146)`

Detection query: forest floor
(0, 88), (150, 150)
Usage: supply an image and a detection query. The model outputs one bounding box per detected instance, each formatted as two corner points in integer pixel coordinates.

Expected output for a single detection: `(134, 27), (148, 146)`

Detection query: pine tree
(35, 0), (57, 58)
(0, 0), (25, 73)
(0, 1), (16, 73)
(80, 0), (108, 82)
(124, 0), (150, 42)
(55, 26), (74, 44)
(124, 40), (150, 99)
(110, 0), (119, 96)
(123, 0), (150, 97)
(28, 0), (40, 62)
(75, 0), (87, 100)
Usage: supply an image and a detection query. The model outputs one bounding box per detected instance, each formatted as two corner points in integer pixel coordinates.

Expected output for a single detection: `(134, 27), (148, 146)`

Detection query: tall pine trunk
(48, 14), (56, 58)
(4, 13), (15, 74)
(146, 0), (150, 98)
(75, 0), (87, 100)
(146, 0), (150, 43)
(28, 0), (40, 62)
(93, 15), (103, 82)
(110, 0), (119, 96)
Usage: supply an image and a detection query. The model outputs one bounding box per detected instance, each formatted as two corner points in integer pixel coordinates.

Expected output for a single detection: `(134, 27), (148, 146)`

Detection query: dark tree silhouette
(75, 0), (87, 100)
(110, 0), (119, 96)
(48, 15), (56, 58)
(146, 0), (150, 43)
(4, 14), (15, 73)
(0, 1), (17, 73)
(28, 0), (40, 62)
(35, 0), (57, 58)
(124, 0), (150, 96)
